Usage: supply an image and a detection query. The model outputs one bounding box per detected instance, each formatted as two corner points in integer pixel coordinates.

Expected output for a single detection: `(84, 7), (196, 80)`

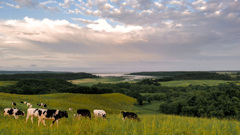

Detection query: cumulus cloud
(1, 0), (240, 71)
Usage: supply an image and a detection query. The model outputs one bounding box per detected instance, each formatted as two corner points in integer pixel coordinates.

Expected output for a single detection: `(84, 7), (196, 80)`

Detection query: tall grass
(0, 114), (239, 135)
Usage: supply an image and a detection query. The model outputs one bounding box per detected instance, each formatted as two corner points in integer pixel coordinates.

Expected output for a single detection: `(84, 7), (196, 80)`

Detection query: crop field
(160, 80), (235, 87)
(0, 92), (240, 134)
(0, 81), (17, 86)
(69, 77), (127, 86)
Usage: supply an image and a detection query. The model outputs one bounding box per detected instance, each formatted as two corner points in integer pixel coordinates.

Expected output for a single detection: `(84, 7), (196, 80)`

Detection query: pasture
(0, 81), (17, 87)
(160, 80), (235, 87)
(1, 112), (240, 134)
(69, 77), (126, 86)
(0, 92), (240, 134)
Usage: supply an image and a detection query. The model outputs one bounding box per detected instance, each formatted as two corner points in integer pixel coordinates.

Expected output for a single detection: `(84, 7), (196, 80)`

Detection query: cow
(12, 102), (16, 106)
(38, 109), (68, 127)
(26, 108), (47, 123)
(121, 111), (140, 121)
(93, 110), (106, 118)
(76, 109), (91, 118)
(27, 103), (32, 108)
(69, 108), (73, 111)
(20, 101), (24, 104)
(37, 103), (47, 108)
(3, 108), (24, 119)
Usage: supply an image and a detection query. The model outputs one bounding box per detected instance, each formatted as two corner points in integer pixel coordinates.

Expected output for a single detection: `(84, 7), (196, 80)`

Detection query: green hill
(0, 92), (144, 114)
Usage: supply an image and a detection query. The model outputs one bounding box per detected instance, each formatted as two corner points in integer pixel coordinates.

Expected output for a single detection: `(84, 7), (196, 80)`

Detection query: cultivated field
(69, 77), (127, 86)
(160, 80), (235, 87)
(0, 92), (240, 135)
(0, 81), (17, 87)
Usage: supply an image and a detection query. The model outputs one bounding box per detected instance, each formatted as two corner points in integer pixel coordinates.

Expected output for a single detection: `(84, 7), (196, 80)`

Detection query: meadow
(1, 92), (240, 135)
(159, 80), (235, 87)
(0, 81), (17, 87)
(69, 77), (127, 86)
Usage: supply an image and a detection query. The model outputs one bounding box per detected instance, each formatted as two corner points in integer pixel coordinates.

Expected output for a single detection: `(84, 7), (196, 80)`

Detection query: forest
(0, 71), (240, 120)
(0, 72), (99, 81)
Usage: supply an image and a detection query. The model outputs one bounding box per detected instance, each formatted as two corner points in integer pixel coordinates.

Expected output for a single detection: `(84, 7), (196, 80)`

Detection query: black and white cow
(26, 108), (47, 123)
(4, 108), (24, 119)
(121, 111), (140, 121)
(37, 103), (47, 108)
(38, 109), (68, 127)
(93, 109), (106, 118)
(76, 109), (91, 118)
(12, 102), (16, 106)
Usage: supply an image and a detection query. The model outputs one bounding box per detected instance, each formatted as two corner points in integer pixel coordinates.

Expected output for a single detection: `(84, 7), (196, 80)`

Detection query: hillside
(0, 92), (144, 114)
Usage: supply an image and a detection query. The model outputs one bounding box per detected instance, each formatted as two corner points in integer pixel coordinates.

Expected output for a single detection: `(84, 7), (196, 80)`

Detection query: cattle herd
(3, 101), (140, 127)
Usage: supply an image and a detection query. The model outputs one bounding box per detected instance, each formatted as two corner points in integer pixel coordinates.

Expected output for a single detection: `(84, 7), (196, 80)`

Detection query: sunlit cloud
(0, 0), (240, 72)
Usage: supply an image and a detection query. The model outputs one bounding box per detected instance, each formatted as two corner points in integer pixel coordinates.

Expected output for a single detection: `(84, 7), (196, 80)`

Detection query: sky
(0, 0), (240, 73)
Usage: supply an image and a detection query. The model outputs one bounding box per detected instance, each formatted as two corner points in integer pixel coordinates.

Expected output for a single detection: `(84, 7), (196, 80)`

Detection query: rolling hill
(0, 92), (145, 114)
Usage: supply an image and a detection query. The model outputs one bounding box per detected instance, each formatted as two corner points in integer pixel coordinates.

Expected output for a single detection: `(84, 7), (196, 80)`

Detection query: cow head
(121, 111), (126, 115)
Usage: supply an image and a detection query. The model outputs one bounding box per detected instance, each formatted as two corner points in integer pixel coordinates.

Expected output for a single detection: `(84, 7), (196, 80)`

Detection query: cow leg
(31, 116), (34, 124)
(56, 120), (59, 127)
(42, 119), (46, 126)
(50, 119), (56, 127)
(26, 115), (29, 123)
(38, 118), (41, 127)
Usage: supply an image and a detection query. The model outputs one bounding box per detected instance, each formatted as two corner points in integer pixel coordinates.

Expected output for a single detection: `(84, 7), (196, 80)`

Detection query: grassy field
(160, 80), (235, 87)
(1, 111), (240, 134)
(0, 81), (17, 86)
(69, 77), (127, 86)
(0, 92), (240, 134)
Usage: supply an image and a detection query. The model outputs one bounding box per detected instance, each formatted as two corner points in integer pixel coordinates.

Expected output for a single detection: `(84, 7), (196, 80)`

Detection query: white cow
(93, 109), (106, 118)
(27, 103), (32, 108)
(26, 108), (47, 123)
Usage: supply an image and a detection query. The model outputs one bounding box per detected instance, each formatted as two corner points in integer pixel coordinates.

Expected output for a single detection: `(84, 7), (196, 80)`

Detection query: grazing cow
(69, 108), (73, 111)
(76, 109), (91, 118)
(38, 109), (68, 127)
(12, 102), (16, 106)
(24, 101), (27, 104)
(20, 101), (24, 104)
(121, 111), (140, 121)
(37, 103), (47, 108)
(26, 103), (32, 108)
(26, 108), (47, 123)
(3, 108), (24, 119)
(93, 110), (106, 118)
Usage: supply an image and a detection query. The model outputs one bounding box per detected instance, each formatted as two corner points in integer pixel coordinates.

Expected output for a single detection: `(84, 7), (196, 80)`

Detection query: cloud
(12, 0), (38, 8)
(1, 0), (240, 71)
(1, 2), (20, 8)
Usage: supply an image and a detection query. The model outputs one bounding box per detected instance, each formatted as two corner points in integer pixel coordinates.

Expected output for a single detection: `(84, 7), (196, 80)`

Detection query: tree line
(0, 72), (99, 81)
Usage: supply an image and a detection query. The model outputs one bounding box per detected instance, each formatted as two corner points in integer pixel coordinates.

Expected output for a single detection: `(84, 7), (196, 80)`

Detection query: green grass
(0, 92), (142, 114)
(160, 80), (235, 87)
(0, 113), (239, 135)
(0, 92), (240, 134)
(0, 81), (17, 86)
(69, 77), (127, 86)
